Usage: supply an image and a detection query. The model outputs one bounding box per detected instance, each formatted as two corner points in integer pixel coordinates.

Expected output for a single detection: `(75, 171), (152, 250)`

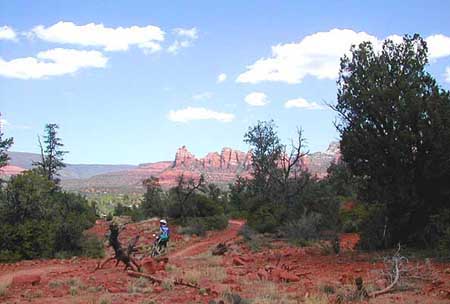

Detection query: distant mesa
(2, 142), (340, 194)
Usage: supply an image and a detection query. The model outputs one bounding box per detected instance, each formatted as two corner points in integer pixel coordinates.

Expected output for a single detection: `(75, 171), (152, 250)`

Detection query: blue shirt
(160, 226), (170, 240)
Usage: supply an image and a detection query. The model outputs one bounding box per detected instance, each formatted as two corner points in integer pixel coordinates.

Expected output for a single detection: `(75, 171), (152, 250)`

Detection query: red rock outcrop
(0, 164), (25, 176)
(60, 143), (340, 192)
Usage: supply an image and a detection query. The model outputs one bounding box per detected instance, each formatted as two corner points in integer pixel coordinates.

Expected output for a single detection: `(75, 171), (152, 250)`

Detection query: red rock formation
(60, 143), (341, 193)
(174, 146), (197, 168)
(0, 164), (25, 176)
(203, 152), (221, 169)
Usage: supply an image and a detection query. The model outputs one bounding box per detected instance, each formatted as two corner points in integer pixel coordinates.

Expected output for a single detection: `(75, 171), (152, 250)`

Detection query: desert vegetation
(0, 34), (449, 303)
(0, 124), (101, 262)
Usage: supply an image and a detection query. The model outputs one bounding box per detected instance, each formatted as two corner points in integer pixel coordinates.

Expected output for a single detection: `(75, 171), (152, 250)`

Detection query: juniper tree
(334, 34), (450, 248)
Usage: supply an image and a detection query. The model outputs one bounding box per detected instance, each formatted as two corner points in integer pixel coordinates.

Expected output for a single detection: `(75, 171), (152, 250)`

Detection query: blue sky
(1, 0), (450, 164)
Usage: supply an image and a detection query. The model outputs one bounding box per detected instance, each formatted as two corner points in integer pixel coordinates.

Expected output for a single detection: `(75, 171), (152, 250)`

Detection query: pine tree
(33, 123), (67, 183)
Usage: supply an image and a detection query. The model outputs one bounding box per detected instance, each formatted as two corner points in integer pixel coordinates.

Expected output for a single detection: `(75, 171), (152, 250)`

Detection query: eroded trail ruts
(170, 220), (244, 258)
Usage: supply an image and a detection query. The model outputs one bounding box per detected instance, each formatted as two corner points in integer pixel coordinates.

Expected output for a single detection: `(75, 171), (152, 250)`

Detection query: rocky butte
(4, 143), (340, 193)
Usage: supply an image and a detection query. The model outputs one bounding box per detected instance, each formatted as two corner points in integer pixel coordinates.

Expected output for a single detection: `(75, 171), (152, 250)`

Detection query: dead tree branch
(96, 223), (141, 272)
(368, 243), (406, 298)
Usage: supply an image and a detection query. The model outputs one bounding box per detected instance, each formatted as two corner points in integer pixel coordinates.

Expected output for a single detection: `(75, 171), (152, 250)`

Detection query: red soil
(0, 219), (449, 304)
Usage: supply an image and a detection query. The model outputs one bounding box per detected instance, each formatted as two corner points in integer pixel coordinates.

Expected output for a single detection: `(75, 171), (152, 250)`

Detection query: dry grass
(304, 294), (329, 304)
(182, 265), (226, 285)
(0, 282), (10, 297)
(243, 280), (298, 304)
(173, 251), (226, 285)
(128, 277), (153, 294)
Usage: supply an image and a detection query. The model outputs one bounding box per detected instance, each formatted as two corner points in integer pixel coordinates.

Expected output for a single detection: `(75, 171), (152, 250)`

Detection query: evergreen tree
(141, 176), (164, 217)
(334, 34), (450, 247)
(33, 123), (67, 183)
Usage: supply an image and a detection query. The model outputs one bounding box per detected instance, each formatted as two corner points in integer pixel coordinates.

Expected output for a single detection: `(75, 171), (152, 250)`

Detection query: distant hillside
(60, 142), (340, 194)
(8, 151), (137, 179)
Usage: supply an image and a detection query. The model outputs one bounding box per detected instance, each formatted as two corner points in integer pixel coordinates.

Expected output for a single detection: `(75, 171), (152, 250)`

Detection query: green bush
(179, 214), (229, 236)
(339, 202), (367, 233)
(279, 213), (322, 246)
(178, 222), (206, 236)
(248, 204), (278, 233)
(0, 170), (97, 261)
(113, 203), (145, 222)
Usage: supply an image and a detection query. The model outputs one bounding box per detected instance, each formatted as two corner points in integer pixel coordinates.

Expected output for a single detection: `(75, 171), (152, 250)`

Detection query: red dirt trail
(170, 219), (244, 258)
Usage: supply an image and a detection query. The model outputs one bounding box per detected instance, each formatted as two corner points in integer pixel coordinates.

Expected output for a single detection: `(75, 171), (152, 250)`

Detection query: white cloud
(192, 91), (213, 101)
(245, 92), (269, 106)
(168, 107), (234, 123)
(168, 27), (198, 54)
(31, 21), (164, 52)
(0, 118), (30, 130)
(168, 40), (192, 54)
(0, 118), (8, 129)
(0, 48), (108, 79)
(217, 73), (227, 83)
(173, 27), (198, 39)
(426, 34), (450, 59)
(0, 26), (16, 40)
(237, 29), (450, 84)
(446, 67), (450, 83)
(284, 98), (325, 110)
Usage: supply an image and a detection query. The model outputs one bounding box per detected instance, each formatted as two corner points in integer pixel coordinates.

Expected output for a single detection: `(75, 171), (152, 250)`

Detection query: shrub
(339, 203), (368, 233)
(248, 204), (278, 233)
(179, 222), (206, 236)
(179, 214), (229, 236)
(279, 213), (322, 245)
(0, 171), (97, 261)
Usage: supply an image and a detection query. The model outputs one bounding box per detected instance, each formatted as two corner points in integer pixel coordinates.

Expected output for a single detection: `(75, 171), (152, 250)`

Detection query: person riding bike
(156, 219), (170, 253)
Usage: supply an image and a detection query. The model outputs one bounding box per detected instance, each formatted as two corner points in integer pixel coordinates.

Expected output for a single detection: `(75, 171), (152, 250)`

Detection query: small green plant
(70, 286), (78, 296)
(86, 285), (104, 293)
(319, 284), (335, 294)
(162, 280), (173, 291)
(48, 280), (64, 288)
(99, 296), (112, 304)
(23, 290), (43, 300)
(67, 277), (80, 287)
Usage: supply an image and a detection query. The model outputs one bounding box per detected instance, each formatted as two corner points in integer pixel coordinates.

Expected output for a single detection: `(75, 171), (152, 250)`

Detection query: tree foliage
(141, 176), (165, 217)
(334, 34), (450, 248)
(33, 123), (67, 183)
(239, 120), (340, 234)
(0, 170), (96, 261)
(0, 113), (13, 169)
